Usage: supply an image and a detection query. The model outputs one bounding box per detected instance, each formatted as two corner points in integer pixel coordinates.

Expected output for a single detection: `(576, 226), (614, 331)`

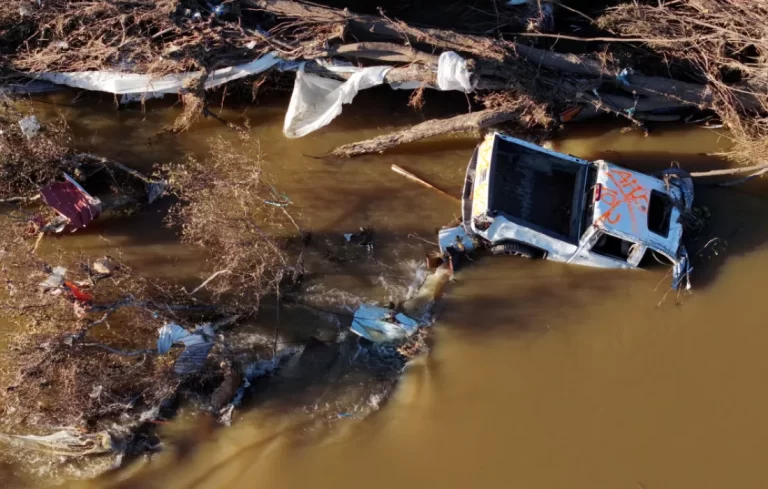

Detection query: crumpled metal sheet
(672, 245), (692, 291)
(40, 174), (102, 231)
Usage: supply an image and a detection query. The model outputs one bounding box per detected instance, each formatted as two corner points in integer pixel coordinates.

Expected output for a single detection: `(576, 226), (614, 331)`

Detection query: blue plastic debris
(617, 68), (633, 87)
(157, 323), (216, 375)
(350, 304), (420, 343)
(208, 2), (227, 16)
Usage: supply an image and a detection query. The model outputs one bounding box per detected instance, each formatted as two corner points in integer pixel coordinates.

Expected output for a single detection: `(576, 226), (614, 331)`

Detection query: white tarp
(283, 64), (392, 138)
(34, 52), (281, 101)
(284, 51), (474, 138)
(29, 49), (474, 137)
(437, 51), (474, 92)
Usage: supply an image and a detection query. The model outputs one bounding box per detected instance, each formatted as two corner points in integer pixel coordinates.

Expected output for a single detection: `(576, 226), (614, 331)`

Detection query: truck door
(589, 230), (645, 267)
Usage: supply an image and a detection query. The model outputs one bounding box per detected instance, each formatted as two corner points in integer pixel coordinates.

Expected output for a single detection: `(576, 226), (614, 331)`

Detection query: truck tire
(490, 242), (540, 259)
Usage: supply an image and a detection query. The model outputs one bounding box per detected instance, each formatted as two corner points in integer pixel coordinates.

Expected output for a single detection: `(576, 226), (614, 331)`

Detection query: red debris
(40, 174), (102, 231)
(63, 280), (94, 303)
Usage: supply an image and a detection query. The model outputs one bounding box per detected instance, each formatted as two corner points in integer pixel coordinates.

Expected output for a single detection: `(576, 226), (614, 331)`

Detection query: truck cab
(441, 132), (693, 288)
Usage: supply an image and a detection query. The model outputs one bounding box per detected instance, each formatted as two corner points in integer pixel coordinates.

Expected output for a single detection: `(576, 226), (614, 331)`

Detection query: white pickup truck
(439, 132), (693, 289)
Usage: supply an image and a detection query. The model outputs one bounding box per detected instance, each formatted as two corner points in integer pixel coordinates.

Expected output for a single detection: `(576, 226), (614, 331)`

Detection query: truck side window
(647, 190), (672, 237)
(591, 231), (633, 262)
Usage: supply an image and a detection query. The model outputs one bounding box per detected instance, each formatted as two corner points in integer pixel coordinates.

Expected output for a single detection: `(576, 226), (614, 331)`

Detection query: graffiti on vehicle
(596, 169), (649, 233)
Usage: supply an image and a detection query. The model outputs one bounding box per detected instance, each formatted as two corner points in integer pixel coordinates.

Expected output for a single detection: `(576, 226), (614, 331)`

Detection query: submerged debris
(157, 323), (216, 375)
(0, 430), (112, 458)
(350, 304), (420, 343)
(91, 256), (118, 276)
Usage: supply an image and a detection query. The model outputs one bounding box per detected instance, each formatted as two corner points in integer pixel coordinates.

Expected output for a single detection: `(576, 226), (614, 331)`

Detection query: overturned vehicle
(440, 133), (694, 289)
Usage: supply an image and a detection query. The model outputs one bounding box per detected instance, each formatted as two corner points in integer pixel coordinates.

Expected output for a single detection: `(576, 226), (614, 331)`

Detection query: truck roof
(592, 160), (684, 257)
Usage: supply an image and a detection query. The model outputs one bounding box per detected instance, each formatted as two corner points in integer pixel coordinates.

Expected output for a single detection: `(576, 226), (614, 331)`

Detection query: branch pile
(162, 133), (300, 312)
(0, 242), (188, 429)
(2, 0), (768, 161)
(598, 0), (768, 164)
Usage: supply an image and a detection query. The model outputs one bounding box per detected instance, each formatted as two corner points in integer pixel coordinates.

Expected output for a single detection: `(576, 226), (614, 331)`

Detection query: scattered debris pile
(598, 1), (768, 165)
(0, 99), (71, 202)
(0, 106), (167, 240)
(0, 249), (190, 431)
(2, 1), (767, 162)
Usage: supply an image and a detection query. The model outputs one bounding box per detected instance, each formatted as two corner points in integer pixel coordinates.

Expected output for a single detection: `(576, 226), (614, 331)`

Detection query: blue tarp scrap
(157, 323), (216, 375)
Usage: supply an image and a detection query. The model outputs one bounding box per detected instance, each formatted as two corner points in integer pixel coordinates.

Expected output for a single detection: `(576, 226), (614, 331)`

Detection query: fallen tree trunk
(690, 163), (768, 178)
(307, 42), (439, 65)
(330, 109), (519, 158)
(304, 61), (437, 86)
(246, 0), (507, 60)
(251, 0), (746, 111)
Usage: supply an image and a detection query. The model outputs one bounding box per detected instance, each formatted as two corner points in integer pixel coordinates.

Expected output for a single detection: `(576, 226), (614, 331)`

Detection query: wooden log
(245, 0), (507, 60)
(308, 42), (439, 65)
(304, 61), (437, 86)
(391, 164), (460, 202)
(330, 109), (518, 158)
(690, 163), (768, 178)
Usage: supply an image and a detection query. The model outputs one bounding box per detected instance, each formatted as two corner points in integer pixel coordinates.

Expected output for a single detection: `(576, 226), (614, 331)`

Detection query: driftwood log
(330, 109), (520, 158)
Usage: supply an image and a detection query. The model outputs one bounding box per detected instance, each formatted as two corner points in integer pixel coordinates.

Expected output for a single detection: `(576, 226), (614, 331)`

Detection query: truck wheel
(490, 242), (540, 259)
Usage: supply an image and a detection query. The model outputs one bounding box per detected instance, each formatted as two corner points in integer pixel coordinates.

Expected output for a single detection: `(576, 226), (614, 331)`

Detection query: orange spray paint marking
(596, 169), (649, 234)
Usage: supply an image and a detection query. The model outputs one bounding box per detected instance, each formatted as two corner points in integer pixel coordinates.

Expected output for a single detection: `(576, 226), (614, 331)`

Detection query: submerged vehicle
(439, 132), (694, 289)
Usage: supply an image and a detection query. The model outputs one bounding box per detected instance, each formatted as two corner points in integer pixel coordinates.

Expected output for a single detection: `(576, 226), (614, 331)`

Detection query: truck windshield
(489, 138), (588, 242)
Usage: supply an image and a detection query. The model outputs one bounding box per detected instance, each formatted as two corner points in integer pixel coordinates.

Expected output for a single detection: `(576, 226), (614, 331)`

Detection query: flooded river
(6, 88), (768, 489)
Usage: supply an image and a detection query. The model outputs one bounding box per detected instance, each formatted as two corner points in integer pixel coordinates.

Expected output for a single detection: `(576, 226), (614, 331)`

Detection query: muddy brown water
(5, 88), (768, 488)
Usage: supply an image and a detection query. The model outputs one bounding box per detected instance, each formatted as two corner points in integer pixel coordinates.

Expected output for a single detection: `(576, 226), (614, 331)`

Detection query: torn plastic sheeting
(283, 52), (474, 138)
(157, 323), (216, 375)
(437, 51), (474, 93)
(40, 173), (102, 231)
(283, 64), (392, 138)
(40, 266), (68, 289)
(33, 52), (281, 98)
(147, 181), (166, 205)
(0, 430), (112, 456)
(350, 304), (420, 343)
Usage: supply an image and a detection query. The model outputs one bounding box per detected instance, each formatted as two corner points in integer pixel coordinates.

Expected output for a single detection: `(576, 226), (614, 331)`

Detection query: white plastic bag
(283, 64), (391, 138)
(437, 51), (474, 93)
(35, 52), (281, 98)
(18, 115), (41, 139)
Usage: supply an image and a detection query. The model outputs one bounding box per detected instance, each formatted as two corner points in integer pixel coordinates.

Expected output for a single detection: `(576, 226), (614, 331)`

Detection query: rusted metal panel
(40, 174), (102, 231)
